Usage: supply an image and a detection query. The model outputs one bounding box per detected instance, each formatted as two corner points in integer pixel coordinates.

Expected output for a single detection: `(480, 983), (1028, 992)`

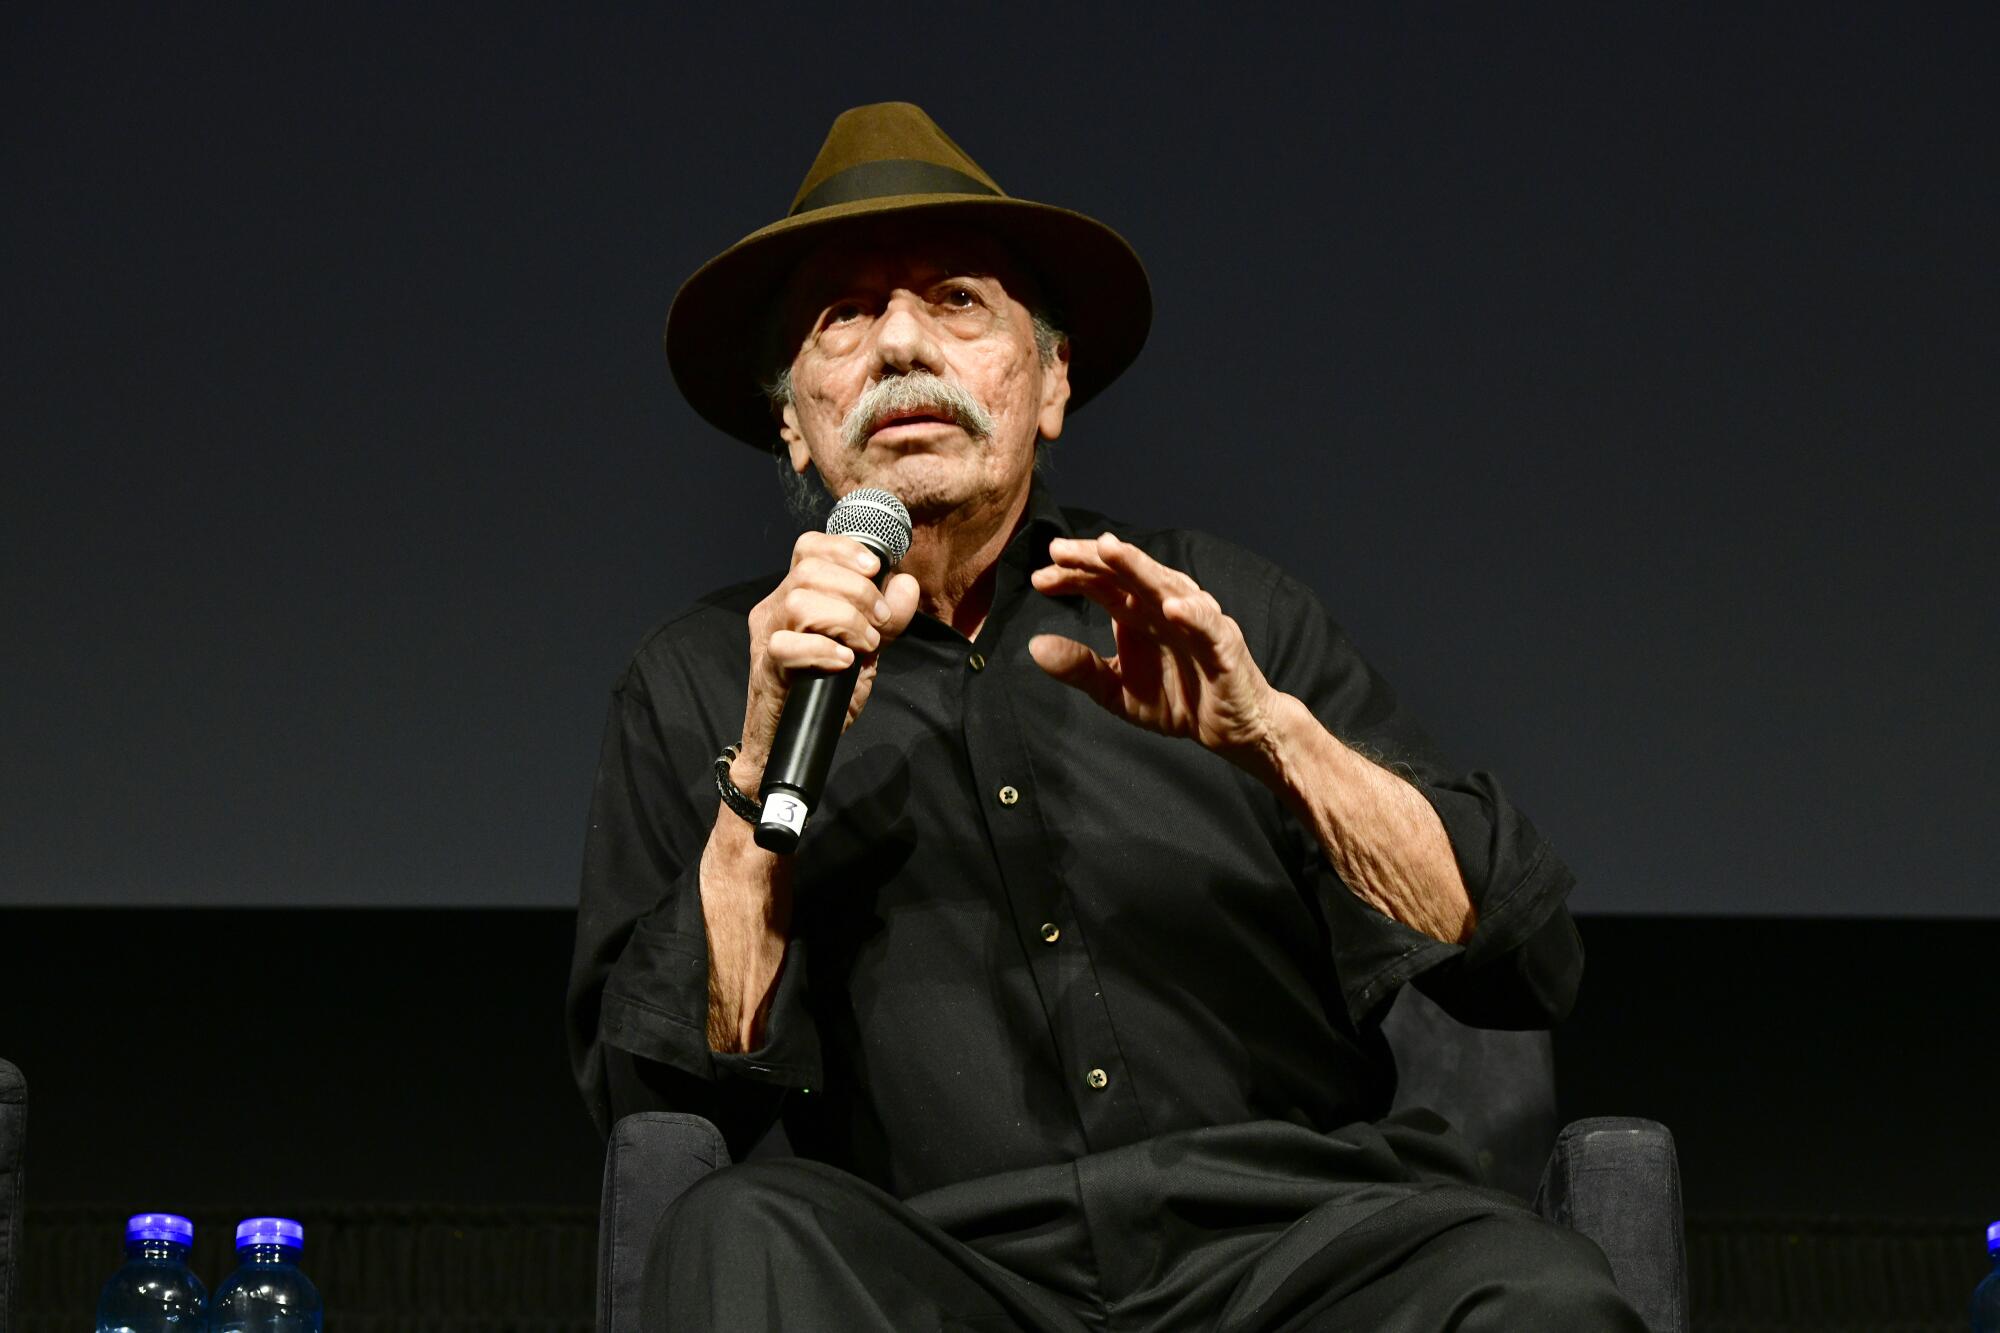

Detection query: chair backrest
(1381, 986), (1557, 1200)
(0, 1058), (26, 1333)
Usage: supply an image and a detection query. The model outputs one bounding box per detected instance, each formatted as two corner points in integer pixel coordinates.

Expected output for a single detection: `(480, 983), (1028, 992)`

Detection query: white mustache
(841, 372), (994, 450)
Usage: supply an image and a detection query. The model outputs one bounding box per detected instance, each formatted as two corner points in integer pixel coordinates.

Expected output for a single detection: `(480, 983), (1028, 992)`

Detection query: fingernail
(873, 598), (890, 621)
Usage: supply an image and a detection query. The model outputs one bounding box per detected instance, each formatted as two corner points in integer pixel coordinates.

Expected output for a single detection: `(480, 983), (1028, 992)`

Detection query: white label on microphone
(761, 791), (809, 837)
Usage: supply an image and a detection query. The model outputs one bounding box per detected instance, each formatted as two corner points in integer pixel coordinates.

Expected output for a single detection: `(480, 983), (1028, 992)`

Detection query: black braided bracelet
(713, 744), (763, 824)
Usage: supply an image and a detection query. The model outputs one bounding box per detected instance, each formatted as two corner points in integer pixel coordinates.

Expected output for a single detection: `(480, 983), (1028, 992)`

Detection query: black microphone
(754, 488), (914, 854)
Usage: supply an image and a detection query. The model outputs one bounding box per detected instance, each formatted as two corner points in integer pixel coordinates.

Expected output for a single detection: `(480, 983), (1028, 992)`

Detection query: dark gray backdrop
(4, 5), (1993, 912)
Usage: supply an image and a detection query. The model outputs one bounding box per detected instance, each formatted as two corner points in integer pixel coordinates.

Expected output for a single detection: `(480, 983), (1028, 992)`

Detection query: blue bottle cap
(234, 1217), (305, 1250)
(1988, 1219), (2000, 1253)
(126, 1213), (194, 1245)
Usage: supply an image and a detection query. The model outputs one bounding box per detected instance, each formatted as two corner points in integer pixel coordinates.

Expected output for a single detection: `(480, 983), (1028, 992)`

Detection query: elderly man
(567, 103), (1644, 1330)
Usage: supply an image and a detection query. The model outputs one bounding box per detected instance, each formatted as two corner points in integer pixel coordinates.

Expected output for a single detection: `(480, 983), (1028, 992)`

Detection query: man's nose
(871, 292), (944, 376)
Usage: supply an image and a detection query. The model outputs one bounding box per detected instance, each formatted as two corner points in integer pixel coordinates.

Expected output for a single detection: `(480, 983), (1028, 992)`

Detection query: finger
(1093, 531), (1200, 605)
(1030, 565), (1161, 627)
(880, 571), (922, 638)
(1092, 537), (1227, 667)
(1030, 563), (1129, 600)
(1160, 591), (1234, 673)
(1042, 537), (1200, 641)
(791, 531), (882, 580)
(777, 586), (882, 652)
(1042, 535), (1119, 576)
(767, 628), (856, 674)
(790, 560), (894, 624)
(1027, 634), (1122, 711)
(1037, 565), (1212, 672)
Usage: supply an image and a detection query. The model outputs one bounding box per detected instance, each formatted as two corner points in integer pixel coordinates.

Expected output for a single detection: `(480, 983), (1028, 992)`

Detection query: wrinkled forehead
(769, 220), (1045, 355)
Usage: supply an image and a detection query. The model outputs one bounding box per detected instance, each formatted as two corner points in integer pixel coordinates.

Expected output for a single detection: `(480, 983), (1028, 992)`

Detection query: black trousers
(647, 1113), (1647, 1331)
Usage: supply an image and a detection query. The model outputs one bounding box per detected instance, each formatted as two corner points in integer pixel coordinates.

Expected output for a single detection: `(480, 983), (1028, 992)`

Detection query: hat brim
(665, 193), (1152, 450)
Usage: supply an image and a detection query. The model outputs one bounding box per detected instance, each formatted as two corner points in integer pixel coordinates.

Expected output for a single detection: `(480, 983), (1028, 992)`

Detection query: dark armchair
(593, 989), (1688, 1332)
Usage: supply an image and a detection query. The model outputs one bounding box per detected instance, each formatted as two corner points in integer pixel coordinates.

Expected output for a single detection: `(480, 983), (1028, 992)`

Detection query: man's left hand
(1030, 532), (1476, 942)
(1028, 533), (1282, 769)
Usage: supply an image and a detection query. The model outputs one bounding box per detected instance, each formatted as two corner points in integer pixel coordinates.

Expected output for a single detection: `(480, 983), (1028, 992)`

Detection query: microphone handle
(753, 537), (894, 854)
(754, 659), (863, 853)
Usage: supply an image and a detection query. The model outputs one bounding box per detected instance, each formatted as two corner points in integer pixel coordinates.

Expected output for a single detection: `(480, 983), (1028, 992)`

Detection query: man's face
(775, 226), (1070, 522)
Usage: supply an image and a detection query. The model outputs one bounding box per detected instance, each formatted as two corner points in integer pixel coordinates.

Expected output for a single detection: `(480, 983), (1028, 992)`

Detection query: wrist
(728, 739), (768, 797)
(1237, 691), (1324, 792)
(701, 811), (790, 925)
(1247, 693), (1379, 846)
(707, 746), (779, 872)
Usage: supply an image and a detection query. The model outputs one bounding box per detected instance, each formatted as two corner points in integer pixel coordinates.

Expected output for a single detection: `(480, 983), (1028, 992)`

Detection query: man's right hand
(731, 530), (922, 799)
(702, 530), (919, 1053)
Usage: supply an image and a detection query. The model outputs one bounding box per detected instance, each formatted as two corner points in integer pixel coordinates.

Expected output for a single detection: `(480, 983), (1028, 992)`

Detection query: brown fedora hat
(665, 102), (1152, 450)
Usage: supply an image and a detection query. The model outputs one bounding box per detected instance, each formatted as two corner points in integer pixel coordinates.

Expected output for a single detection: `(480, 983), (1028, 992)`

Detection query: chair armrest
(1, 1058), (26, 1333)
(1534, 1116), (1688, 1333)
(1382, 986), (1558, 1201)
(597, 1112), (731, 1333)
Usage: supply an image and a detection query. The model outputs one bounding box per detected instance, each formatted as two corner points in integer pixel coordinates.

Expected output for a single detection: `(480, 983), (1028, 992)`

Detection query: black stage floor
(7, 909), (1994, 1326)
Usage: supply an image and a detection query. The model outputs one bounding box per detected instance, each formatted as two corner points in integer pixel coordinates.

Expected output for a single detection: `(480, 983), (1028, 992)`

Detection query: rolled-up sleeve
(565, 632), (821, 1148)
(1254, 569), (1585, 1031)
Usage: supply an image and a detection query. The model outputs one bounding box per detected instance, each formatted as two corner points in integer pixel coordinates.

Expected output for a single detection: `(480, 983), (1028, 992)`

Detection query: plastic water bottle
(209, 1216), (323, 1332)
(1974, 1219), (2000, 1331)
(95, 1212), (208, 1331)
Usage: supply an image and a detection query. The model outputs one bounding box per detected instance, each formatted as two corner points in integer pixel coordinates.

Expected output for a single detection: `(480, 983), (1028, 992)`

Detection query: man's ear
(779, 401), (812, 473)
(1036, 337), (1073, 442)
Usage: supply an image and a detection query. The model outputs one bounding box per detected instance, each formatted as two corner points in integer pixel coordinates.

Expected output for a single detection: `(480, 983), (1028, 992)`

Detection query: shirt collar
(1001, 476), (1074, 570)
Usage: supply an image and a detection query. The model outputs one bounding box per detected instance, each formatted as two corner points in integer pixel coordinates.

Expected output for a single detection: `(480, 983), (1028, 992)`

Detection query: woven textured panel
(22, 1204), (596, 1330)
(1688, 1213), (1989, 1331)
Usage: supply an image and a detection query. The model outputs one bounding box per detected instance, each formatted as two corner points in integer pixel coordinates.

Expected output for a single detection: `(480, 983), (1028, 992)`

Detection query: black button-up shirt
(566, 485), (1583, 1200)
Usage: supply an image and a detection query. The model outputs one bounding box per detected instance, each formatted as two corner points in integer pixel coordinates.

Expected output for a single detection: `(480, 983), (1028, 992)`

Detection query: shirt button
(1039, 922), (1061, 944)
(997, 785), (1019, 806)
(1086, 1068), (1109, 1090)
(968, 652), (987, 671)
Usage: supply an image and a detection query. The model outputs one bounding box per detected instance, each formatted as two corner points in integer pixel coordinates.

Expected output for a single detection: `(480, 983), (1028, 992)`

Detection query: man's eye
(826, 301), (866, 325)
(939, 286), (978, 309)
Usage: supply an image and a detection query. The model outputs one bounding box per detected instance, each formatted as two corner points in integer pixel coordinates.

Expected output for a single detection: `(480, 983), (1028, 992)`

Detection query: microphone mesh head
(826, 488), (913, 568)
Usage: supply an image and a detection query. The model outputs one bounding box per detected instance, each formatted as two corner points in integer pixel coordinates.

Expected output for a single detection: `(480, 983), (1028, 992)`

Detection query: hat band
(791, 159), (1000, 216)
